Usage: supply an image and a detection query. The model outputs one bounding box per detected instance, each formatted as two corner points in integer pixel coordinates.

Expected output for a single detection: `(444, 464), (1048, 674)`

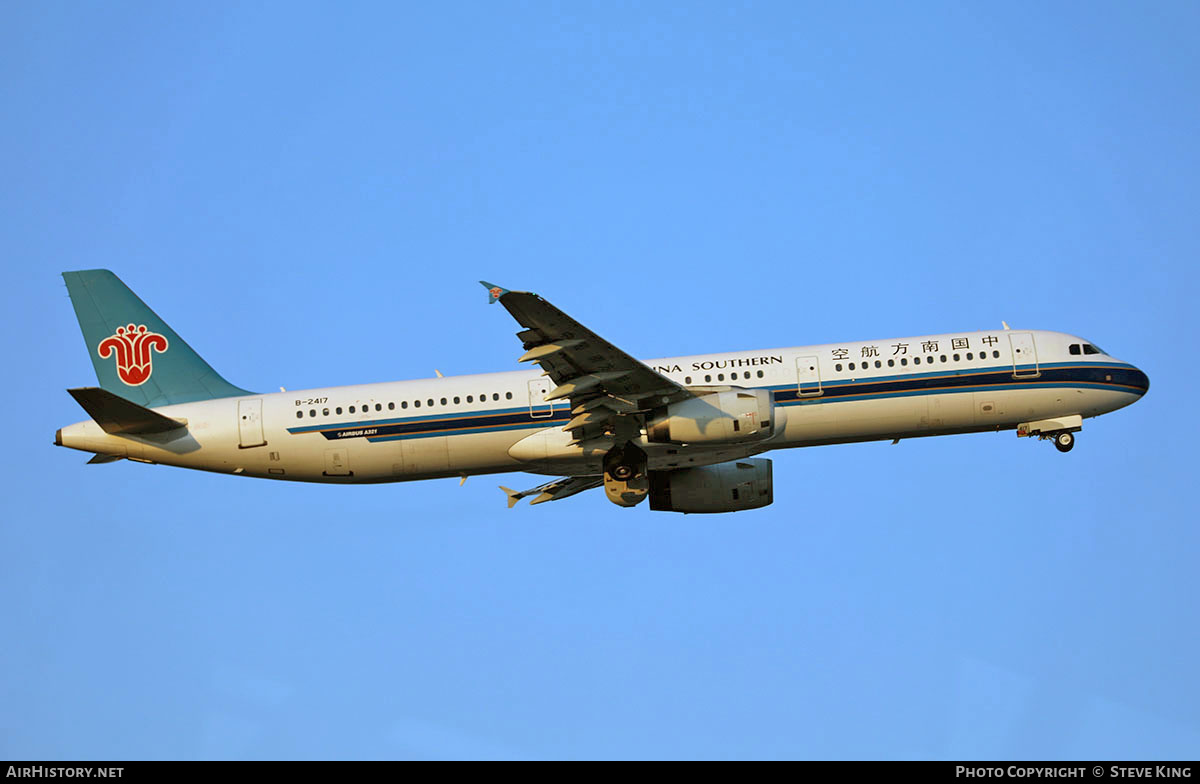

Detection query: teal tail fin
(62, 269), (252, 407)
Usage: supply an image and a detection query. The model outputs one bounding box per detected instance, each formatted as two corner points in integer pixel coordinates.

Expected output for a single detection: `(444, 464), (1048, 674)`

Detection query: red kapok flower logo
(97, 324), (168, 386)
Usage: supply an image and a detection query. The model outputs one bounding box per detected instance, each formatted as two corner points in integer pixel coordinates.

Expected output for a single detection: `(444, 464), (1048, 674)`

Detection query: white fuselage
(56, 329), (1149, 483)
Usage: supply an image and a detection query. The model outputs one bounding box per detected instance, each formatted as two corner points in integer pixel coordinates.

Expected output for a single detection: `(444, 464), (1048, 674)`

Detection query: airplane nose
(1133, 367), (1150, 396)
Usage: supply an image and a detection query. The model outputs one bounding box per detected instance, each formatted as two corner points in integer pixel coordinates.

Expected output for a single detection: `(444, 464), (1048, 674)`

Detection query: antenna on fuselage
(1002, 321), (1011, 330)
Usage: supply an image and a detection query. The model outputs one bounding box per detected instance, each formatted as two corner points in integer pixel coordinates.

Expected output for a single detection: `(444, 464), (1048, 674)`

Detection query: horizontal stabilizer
(67, 387), (187, 436)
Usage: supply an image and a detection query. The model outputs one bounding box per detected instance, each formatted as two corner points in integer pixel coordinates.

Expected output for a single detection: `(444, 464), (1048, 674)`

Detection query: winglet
(479, 281), (510, 304)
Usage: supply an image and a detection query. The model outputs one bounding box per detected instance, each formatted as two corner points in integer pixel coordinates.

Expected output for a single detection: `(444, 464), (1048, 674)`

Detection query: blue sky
(2, 1), (1197, 759)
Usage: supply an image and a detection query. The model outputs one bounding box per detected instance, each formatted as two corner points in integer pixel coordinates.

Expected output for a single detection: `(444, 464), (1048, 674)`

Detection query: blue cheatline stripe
(369, 422), (548, 442)
(283, 362), (1145, 443)
(288, 405), (570, 442)
(779, 381), (1138, 408)
(771, 362), (1145, 406)
(288, 404), (544, 434)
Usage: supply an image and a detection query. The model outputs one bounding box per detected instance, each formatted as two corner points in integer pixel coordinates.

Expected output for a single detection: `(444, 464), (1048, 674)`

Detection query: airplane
(54, 270), (1149, 513)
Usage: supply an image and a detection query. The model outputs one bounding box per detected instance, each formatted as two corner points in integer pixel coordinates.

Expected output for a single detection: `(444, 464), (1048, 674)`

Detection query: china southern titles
(54, 272), (1149, 513)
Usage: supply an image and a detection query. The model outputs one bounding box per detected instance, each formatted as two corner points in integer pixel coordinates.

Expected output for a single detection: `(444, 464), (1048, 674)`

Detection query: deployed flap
(480, 281), (693, 442)
(67, 387), (187, 436)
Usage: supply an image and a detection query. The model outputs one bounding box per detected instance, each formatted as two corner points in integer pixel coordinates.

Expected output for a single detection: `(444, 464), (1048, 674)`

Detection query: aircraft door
(1009, 333), (1039, 378)
(528, 378), (557, 419)
(238, 399), (266, 448)
(796, 356), (822, 396)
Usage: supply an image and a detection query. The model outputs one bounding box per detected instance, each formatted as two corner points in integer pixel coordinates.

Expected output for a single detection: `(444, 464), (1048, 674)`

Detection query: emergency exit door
(528, 378), (558, 418)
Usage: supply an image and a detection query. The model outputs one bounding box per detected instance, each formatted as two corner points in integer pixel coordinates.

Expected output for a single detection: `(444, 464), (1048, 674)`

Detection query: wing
(481, 282), (693, 443)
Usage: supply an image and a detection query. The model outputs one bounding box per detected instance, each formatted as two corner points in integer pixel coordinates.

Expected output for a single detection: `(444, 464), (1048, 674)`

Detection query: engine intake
(646, 389), (776, 445)
(648, 458), (773, 513)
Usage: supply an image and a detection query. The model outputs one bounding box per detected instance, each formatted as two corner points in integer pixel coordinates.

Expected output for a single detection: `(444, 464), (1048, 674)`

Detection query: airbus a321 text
(55, 271), (1149, 513)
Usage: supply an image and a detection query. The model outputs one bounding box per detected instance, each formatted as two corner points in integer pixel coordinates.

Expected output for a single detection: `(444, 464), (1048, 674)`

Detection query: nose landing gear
(1016, 415), (1082, 454)
(1053, 431), (1075, 453)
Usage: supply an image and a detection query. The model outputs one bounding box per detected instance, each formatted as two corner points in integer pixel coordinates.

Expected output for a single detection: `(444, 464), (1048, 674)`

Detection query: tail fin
(62, 269), (251, 407)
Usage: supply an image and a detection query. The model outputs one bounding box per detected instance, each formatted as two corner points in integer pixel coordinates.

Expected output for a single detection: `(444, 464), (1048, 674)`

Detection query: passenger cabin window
(296, 411), (303, 419)
(756, 370), (764, 378)
(388, 402), (394, 410)
(506, 392), (513, 399)
(414, 400), (421, 408)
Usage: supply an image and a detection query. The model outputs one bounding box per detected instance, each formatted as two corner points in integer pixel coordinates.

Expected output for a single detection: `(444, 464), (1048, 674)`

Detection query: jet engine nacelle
(646, 388), (776, 445)
(648, 458), (773, 514)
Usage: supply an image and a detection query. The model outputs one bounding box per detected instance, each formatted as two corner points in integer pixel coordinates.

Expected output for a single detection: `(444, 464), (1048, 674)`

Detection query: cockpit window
(1083, 343), (1102, 355)
(1069, 344), (1081, 355)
